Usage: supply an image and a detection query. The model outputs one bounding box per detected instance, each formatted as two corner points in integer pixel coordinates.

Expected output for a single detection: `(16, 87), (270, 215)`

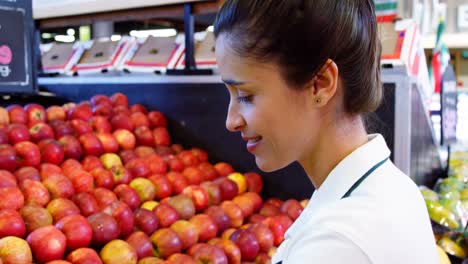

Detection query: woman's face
(215, 36), (322, 172)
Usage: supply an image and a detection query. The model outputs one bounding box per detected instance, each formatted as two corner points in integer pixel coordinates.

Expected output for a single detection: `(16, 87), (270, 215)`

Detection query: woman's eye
(236, 95), (253, 104)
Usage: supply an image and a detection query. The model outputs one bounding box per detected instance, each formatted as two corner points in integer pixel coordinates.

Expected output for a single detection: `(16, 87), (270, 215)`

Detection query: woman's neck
(299, 115), (369, 189)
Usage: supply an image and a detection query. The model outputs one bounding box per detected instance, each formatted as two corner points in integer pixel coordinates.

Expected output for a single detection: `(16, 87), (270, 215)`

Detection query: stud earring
(315, 97), (322, 104)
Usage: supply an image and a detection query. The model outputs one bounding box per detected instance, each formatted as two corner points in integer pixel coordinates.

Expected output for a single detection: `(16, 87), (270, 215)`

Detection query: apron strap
(341, 157), (389, 199)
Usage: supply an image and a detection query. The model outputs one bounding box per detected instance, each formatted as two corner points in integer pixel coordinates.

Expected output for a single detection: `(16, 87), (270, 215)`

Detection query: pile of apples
(0, 93), (307, 264)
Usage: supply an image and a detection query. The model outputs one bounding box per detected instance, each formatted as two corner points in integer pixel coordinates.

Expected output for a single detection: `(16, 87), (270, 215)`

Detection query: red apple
(113, 106), (130, 116)
(208, 238), (241, 264)
(138, 257), (165, 264)
(119, 150), (137, 165)
(170, 220), (199, 249)
(79, 133), (104, 156)
(189, 214), (218, 242)
(166, 155), (184, 172)
(16, 166), (40, 183)
(148, 175), (172, 200)
(171, 144), (184, 154)
(0, 187), (24, 210)
(91, 94), (112, 106)
(58, 135), (83, 160)
(130, 112), (150, 129)
(279, 199), (303, 221)
(166, 171), (189, 194)
(199, 162), (219, 182)
(109, 165), (133, 185)
(47, 198), (80, 222)
(168, 253), (196, 264)
(183, 185), (209, 212)
(38, 139), (64, 165)
(67, 248), (102, 264)
(38, 163), (61, 180)
(262, 217), (286, 246)
(96, 133), (119, 154)
(259, 204), (280, 217)
(90, 167), (114, 189)
(70, 119), (93, 136)
(69, 104), (93, 121)
(182, 167), (203, 185)
(153, 204), (180, 228)
(81, 155), (103, 171)
(156, 146), (175, 156)
(233, 195), (255, 218)
(62, 102), (76, 114)
(242, 192), (262, 213)
(247, 223), (274, 253)
(150, 228), (182, 259)
(100, 239), (137, 264)
(14, 141), (40, 167)
(165, 194), (196, 220)
(7, 105), (27, 124)
(134, 208), (159, 235)
(214, 162), (234, 177)
(255, 253), (270, 264)
(72, 192), (99, 217)
(264, 198), (283, 208)
(111, 114), (134, 131)
(103, 201), (134, 237)
(153, 127), (170, 146)
(113, 184), (141, 210)
(220, 201), (244, 228)
(204, 206), (231, 234)
(215, 178), (239, 201)
(187, 243), (228, 264)
(93, 188), (118, 209)
(26, 225), (66, 263)
(0, 209), (26, 237)
(148, 111), (167, 128)
(21, 180), (50, 207)
(51, 121), (74, 139)
(134, 146), (155, 159)
(243, 172), (263, 194)
(146, 155), (167, 174)
(191, 148), (208, 163)
(134, 126), (155, 147)
(92, 103), (113, 117)
(126, 231), (153, 259)
(111, 93), (129, 107)
(89, 116), (112, 133)
(248, 214), (266, 224)
(29, 122), (54, 143)
(0, 145), (17, 172)
(68, 170), (94, 193)
(113, 129), (136, 150)
(230, 229), (259, 261)
(55, 214), (92, 251)
(178, 151), (198, 167)
(46, 106), (66, 122)
(8, 124), (30, 144)
(0, 128), (8, 144)
(200, 182), (222, 206)
(24, 103), (46, 124)
(126, 158), (151, 178)
(43, 174), (75, 199)
(0, 107), (9, 127)
(87, 212), (120, 246)
(0, 170), (16, 188)
(61, 159), (83, 178)
(130, 104), (148, 114)
(0, 236), (33, 264)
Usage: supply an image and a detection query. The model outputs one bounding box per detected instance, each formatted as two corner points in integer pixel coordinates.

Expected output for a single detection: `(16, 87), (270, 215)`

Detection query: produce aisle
(0, 0), (467, 263)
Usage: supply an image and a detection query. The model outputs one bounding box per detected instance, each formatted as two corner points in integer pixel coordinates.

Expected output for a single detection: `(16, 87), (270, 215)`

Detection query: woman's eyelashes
(236, 95), (253, 104)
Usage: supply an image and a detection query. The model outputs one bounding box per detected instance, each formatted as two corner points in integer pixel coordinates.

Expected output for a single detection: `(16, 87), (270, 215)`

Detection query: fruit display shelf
(0, 92), (311, 263)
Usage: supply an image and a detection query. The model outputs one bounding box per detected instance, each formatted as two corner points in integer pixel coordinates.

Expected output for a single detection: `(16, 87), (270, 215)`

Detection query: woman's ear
(307, 59), (339, 107)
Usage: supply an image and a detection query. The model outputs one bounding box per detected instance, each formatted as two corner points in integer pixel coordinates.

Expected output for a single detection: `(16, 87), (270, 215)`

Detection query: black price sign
(0, 0), (34, 93)
(441, 66), (458, 145)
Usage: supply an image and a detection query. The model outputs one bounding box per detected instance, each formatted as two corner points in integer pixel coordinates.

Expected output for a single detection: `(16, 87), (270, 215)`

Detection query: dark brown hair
(214, 0), (382, 114)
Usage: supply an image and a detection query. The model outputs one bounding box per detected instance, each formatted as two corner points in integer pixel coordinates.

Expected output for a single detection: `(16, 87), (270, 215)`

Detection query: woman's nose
(226, 102), (246, 132)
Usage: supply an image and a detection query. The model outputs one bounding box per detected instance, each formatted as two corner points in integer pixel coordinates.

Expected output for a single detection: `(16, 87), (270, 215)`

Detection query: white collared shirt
(272, 134), (439, 264)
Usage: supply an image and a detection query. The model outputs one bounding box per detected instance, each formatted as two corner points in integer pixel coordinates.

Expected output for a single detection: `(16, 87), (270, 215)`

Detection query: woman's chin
(255, 156), (288, 173)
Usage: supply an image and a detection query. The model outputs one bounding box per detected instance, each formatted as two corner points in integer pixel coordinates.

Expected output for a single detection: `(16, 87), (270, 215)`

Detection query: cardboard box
(122, 36), (180, 73)
(41, 42), (84, 74)
(174, 31), (217, 70)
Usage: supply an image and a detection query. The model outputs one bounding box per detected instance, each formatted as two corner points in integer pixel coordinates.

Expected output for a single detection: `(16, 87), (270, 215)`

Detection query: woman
(213, 1), (439, 263)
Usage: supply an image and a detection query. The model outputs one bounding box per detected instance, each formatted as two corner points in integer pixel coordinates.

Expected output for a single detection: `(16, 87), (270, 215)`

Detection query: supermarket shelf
(33, 0), (210, 19)
(38, 74), (222, 85)
(423, 32), (468, 49)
